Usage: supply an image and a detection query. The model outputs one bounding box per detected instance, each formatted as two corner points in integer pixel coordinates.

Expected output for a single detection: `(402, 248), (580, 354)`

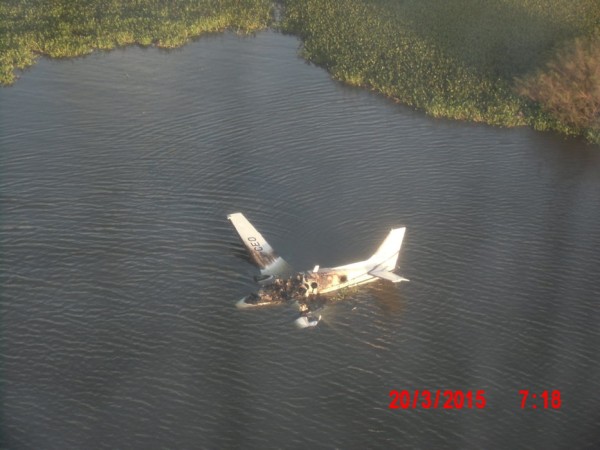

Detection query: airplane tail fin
(367, 227), (406, 272)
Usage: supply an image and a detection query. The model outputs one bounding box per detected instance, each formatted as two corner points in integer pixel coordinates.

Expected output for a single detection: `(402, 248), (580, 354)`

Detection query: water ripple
(1, 30), (600, 450)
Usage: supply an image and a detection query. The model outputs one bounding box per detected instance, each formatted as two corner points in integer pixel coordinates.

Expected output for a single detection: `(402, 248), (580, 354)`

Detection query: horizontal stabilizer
(368, 269), (409, 283)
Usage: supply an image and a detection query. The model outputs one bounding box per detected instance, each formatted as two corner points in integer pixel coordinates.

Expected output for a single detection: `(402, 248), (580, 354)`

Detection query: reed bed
(0, 0), (272, 85)
(280, 0), (600, 143)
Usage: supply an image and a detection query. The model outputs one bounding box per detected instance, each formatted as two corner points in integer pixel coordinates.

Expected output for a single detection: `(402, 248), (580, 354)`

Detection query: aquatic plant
(0, 0), (273, 85)
(280, 0), (600, 143)
(2, 0), (599, 143)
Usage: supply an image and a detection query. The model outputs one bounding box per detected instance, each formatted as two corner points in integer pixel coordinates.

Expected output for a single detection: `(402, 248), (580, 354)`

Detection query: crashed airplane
(228, 212), (408, 328)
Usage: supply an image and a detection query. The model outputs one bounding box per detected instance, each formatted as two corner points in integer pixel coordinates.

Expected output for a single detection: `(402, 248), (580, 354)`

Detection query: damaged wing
(227, 212), (293, 276)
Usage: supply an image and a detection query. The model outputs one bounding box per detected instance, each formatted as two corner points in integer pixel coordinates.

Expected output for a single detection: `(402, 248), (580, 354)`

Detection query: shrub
(515, 32), (600, 138)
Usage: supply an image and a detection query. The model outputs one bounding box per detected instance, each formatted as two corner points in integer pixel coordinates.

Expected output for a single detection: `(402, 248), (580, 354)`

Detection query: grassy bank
(0, 0), (273, 85)
(2, 0), (598, 143)
(280, 0), (600, 143)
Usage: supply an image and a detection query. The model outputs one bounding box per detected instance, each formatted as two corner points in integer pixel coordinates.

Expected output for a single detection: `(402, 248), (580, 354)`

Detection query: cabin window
(340, 275), (348, 283)
(311, 282), (318, 289)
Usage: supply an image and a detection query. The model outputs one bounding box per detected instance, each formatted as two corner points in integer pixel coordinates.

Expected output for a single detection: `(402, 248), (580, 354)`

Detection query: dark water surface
(1, 31), (600, 449)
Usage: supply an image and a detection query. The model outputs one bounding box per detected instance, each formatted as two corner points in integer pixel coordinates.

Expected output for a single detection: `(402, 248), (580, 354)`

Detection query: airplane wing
(227, 212), (293, 276)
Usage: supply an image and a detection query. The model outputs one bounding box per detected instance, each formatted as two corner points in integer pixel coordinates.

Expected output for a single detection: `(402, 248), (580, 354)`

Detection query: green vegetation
(280, 0), (600, 143)
(0, 0), (272, 84)
(2, 0), (599, 143)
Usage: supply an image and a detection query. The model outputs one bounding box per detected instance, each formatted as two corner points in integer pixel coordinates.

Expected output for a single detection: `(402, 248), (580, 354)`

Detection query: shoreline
(0, 0), (274, 85)
(278, 0), (599, 144)
(1, 0), (598, 144)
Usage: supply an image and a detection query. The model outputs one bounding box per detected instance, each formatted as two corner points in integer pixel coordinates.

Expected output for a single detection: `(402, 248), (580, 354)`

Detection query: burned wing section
(227, 212), (293, 276)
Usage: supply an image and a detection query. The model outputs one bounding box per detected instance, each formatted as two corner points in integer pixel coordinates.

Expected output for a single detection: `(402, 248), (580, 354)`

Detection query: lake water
(1, 31), (599, 449)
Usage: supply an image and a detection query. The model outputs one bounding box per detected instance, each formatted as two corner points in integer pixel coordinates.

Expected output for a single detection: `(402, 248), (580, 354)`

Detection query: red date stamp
(389, 389), (486, 409)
